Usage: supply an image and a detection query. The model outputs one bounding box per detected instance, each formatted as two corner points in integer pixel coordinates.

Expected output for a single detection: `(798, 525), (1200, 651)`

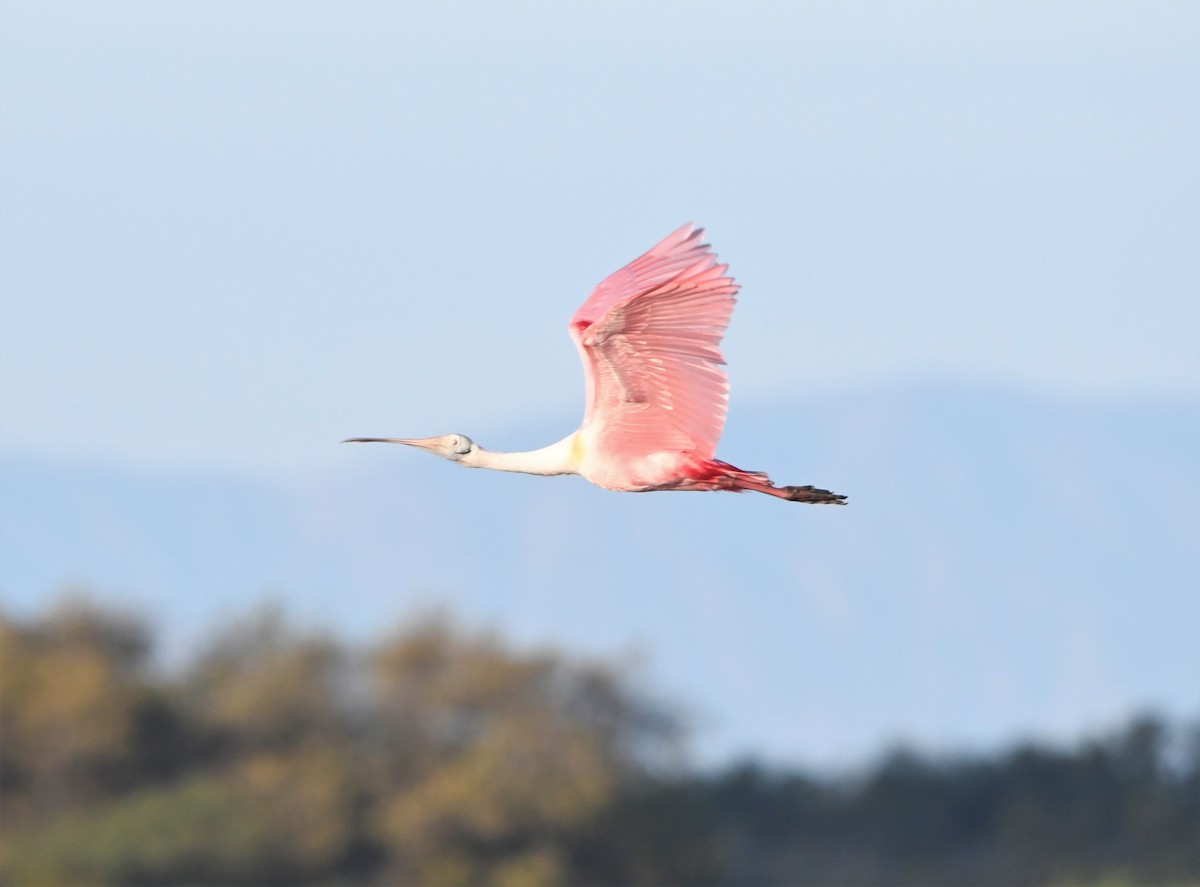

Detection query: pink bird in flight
(346, 224), (846, 504)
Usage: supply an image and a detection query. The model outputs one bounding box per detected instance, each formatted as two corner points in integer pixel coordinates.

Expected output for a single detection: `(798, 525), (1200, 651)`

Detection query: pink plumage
(570, 223), (736, 462)
(345, 224), (846, 504)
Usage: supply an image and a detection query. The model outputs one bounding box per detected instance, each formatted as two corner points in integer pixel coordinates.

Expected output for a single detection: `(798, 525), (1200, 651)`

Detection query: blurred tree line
(1, 598), (1196, 886)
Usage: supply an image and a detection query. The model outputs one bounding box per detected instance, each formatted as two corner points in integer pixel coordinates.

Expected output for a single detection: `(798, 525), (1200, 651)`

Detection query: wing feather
(568, 224), (739, 461)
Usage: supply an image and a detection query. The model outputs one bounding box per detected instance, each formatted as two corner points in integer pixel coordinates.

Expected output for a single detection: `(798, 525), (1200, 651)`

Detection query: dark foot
(781, 485), (847, 504)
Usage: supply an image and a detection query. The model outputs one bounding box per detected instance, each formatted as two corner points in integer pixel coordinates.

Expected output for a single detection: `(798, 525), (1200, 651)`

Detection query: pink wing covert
(568, 224), (739, 461)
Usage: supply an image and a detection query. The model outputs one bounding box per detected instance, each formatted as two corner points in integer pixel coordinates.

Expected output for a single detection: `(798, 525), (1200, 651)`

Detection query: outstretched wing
(568, 223), (739, 460)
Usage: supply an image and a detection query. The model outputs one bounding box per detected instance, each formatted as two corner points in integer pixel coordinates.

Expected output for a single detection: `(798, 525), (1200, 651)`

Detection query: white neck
(460, 434), (578, 477)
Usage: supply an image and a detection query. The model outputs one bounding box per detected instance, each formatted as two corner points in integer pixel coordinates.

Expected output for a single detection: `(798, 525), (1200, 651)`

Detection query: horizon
(4, 383), (1196, 769)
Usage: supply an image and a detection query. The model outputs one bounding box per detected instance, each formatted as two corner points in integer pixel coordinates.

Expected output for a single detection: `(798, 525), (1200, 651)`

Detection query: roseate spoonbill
(345, 224), (846, 504)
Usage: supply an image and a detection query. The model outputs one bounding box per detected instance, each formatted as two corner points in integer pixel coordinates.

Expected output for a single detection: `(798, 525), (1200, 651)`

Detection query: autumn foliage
(1, 598), (1197, 886)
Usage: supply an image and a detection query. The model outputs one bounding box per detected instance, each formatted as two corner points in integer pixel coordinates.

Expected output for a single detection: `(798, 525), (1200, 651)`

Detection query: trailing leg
(681, 459), (848, 504)
(773, 484), (847, 504)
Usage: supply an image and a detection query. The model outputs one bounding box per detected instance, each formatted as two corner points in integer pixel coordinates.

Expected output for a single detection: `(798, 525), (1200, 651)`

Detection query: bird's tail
(683, 459), (847, 505)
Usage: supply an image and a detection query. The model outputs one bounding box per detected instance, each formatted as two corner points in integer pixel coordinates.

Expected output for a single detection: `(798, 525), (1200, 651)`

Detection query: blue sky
(2, 2), (1198, 767)
(2, 1), (1197, 478)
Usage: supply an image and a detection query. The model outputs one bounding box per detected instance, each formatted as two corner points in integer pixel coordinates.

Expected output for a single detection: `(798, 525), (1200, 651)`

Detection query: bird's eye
(450, 435), (472, 455)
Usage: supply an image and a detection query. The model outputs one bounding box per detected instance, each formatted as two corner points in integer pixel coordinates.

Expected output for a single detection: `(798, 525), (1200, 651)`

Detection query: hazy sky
(2, 2), (1197, 477)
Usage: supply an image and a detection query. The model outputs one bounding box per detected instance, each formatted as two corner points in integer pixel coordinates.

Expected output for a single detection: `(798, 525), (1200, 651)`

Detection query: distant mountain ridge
(2, 384), (1197, 766)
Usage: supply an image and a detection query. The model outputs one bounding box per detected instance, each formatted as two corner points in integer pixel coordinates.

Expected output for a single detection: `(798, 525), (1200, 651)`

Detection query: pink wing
(568, 223), (739, 460)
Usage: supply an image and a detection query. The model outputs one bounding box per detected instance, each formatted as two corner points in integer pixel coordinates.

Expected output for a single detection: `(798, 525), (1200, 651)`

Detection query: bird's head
(342, 433), (477, 462)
